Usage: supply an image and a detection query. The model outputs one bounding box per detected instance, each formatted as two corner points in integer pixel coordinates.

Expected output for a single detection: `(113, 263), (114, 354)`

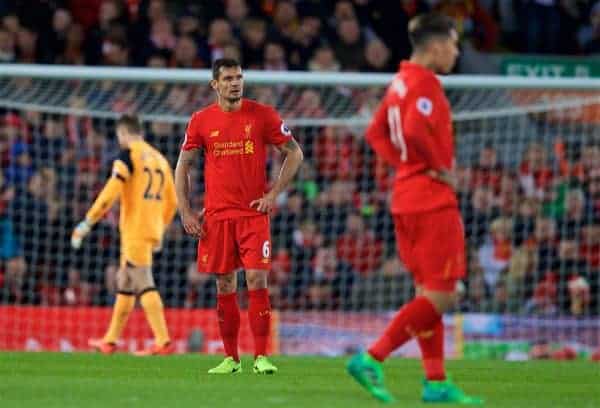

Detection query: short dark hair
(116, 114), (142, 134)
(212, 58), (241, 80)
(408, 13), (455, 49)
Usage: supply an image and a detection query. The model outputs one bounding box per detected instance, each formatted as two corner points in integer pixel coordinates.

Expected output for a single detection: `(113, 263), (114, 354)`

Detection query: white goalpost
(0, 64), (599, 359)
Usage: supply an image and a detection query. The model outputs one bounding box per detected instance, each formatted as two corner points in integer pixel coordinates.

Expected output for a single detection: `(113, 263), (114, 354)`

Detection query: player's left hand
(250, 191), (277, 213)
(71, 220), (92, 249)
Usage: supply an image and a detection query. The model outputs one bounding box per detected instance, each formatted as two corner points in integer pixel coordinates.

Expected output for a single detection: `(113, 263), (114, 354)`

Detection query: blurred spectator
(289, 14), (322, 69)
(272, 189), (306, 248)
(556, 189), (588, 240)
(308, 45), (340, 72)
(222, 42), (242, 63)
(519, 143), (553, 199)
(471, 145), (503, 190)
(314, 127), (364, 182)
(241, 18), (267, 68)
(363, 38), (392, 72)
(263, 41), (288, 71)
(101, 25), (130, 65)
(513, 197), (539, 245)
(580, 224), (600, 268)
(514, 0), (584, 54)
(477, 217), (513, 291)
(0, 174), (26, 304)
(463, 185), (497, 244)
(567, 275), (591, 316)
(526, 217), (559, 284)
(30, 115), (69, 168)
(146, 17), (177, 60)
(524, 272), (559, 315)
(15, 26), (39, 63)
(580, 1), (600, 54)
(310, 245), (356, 310)
(336, 212), (383, 277)
(85, 0), (128, 65)
(5, 142), (34, 188)
(56, 23), (85, 65)
(171, 34), (205, 68)
(0, 27), (16, 62)
(270, 0), (299, 45)
(434, 0), (499, 51)
(225, 0), (249, 38)
(205, 18), (234, 63)
(289, 219), (323, 272)
(47, 8), (72, 61)
(334, 18), (366, 71)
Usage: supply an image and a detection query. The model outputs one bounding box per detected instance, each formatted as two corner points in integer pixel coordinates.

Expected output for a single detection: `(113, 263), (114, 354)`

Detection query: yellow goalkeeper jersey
(86, 140), (177, 242)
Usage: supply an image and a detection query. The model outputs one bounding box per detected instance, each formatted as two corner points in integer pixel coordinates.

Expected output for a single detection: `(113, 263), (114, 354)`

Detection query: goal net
(1, 65), (599, 359)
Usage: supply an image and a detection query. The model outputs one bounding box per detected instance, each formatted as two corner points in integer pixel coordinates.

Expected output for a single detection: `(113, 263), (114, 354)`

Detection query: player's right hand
(427, 169), (458, 191)
(181, 208), (205, 238)
(71, 220), (92, 249)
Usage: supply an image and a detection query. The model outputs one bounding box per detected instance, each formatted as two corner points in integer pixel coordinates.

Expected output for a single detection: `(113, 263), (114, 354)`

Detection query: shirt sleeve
(85, 176), (122, 224)
(181, 113), (203, 151)
(402, 83), (447, 170)
(263, 106), (293, 146)
(112, 149), (133, 181)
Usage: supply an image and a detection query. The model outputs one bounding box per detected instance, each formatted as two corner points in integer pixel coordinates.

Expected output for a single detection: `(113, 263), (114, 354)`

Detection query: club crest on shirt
(280, 122), (291, 136)
(209, 130), (220, 138)
(417, 97), (433, 116)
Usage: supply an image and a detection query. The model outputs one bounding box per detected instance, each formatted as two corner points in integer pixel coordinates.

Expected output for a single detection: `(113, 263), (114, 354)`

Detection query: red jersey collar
(398, 61), (439, 83)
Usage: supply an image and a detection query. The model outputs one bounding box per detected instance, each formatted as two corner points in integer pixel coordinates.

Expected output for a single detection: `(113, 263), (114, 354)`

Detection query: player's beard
(226, 96), (242, 103)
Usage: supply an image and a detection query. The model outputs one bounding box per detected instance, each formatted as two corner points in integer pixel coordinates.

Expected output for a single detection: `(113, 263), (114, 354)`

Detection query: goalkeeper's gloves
(71, 219), (93, 249)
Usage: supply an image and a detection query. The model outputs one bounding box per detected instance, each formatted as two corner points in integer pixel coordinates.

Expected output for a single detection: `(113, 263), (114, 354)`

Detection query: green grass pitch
(1, 352), (598, 407)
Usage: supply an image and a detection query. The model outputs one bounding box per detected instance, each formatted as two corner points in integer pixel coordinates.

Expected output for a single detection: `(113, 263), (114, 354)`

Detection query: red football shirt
(366, 61), (458, 214)
(182, 99), (293, 220)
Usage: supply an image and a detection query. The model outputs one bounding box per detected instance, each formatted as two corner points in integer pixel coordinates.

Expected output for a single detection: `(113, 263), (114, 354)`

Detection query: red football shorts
(393, 207), (466, 292)
(197, 215), (271, 274)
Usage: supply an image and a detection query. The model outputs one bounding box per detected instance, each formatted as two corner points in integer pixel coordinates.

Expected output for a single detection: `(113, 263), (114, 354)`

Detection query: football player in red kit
(175, 59), (303, 374)
(347, 14), (483, 405)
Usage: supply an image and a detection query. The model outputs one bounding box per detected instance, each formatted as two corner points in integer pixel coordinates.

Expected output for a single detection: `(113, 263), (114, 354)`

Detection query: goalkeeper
(71, 114), (177, 356)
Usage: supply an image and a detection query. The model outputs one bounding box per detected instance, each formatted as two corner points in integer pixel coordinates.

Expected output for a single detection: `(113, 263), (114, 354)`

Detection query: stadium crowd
(0, 0), (600, 73)
(1, 0), (600, 316)
(1, 106), (600, 316)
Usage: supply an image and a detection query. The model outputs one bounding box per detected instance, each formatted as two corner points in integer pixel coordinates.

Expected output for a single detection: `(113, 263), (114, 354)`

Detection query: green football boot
(207, 357), (242, 374)
(253, 355), (278, 374)
(346, 352), (395, 403)
(422, 377), (484, 404)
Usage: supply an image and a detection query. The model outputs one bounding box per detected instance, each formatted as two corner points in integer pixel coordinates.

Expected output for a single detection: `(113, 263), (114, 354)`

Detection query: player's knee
(245, 269), (267, 290)
(216, 274), (237, 294)
(422, 289), (457, 313)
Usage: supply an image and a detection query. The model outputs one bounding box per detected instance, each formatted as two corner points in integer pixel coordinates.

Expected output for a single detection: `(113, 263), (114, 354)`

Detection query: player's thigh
(235, 215), (271, 271)
(412, 207), (466, 292)
(198, 218), (241, 275)
(120, 240), (155, 268)
(393, 214), (422, 284)
(129, 267), (156, 294)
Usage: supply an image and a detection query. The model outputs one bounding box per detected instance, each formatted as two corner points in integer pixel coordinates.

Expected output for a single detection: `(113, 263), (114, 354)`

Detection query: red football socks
(417, 319), (446, 381)
(368, 296), (441, 362)
(248, 288), (271, 358)
(216, 292), (240, 362)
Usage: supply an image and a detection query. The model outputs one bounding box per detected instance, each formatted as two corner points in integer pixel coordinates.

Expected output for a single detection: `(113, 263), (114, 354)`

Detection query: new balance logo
(259, 310), (271, 317)
(210, 130), (220, 137)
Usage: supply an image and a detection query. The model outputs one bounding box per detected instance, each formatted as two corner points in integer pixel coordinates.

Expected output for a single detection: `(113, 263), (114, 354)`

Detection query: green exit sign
(501, 56), (600, 78)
